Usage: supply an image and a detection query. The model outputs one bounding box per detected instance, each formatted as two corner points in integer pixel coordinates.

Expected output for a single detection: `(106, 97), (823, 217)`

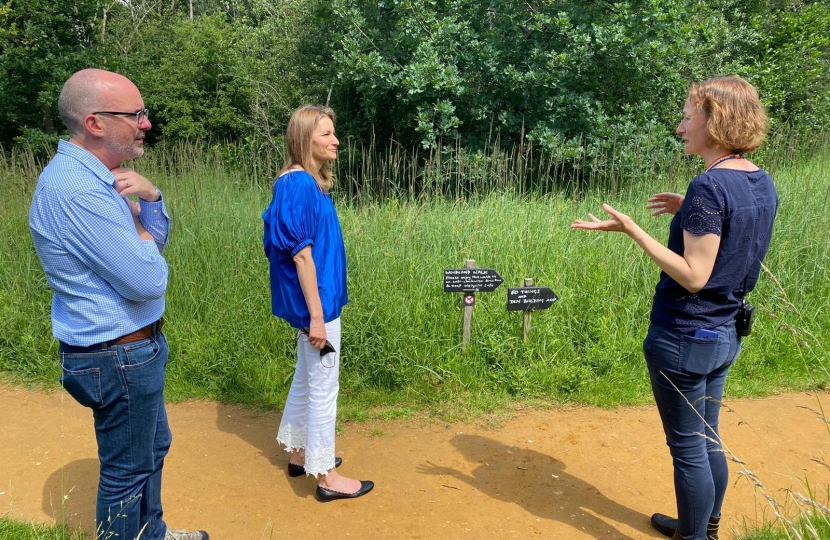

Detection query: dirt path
(1, 384), (828, 540)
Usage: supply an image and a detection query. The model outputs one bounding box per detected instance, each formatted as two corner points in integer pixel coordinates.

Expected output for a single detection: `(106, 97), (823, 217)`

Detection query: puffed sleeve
(679, 173), (725, 237)
(263, 172), (321, 257)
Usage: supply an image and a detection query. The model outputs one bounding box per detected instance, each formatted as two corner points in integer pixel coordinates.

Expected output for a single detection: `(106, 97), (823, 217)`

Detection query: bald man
(29, 69), (208, 540)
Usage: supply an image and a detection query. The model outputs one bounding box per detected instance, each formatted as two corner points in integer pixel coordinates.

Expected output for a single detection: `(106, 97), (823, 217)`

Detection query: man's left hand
(113, 168), (159, 202)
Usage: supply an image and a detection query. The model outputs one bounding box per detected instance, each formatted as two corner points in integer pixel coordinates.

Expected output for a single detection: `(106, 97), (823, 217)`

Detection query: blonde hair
(687, 75), (768, 154)
(280, 105), (336, 192)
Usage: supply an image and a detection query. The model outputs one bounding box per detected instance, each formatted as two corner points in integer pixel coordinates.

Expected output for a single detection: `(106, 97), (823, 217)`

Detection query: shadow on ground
(42, 458), (97, 535)
(213, 403), (316, 498)
(418, 434), (657, 540)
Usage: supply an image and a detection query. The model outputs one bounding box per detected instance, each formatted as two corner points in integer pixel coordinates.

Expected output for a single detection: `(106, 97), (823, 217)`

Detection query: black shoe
(651, 513), (720, 539)
(288, 457), (342, 477)
(316, 480), (374, 502)
(651, 513), (678, 538)
(706, 516), (720, 540)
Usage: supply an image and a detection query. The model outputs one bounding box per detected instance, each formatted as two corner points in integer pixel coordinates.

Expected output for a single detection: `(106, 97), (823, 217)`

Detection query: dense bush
(107, 3), (319, 144)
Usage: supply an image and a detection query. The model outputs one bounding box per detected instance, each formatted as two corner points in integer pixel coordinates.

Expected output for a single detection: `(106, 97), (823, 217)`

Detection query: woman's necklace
(705, 153), (743, 172)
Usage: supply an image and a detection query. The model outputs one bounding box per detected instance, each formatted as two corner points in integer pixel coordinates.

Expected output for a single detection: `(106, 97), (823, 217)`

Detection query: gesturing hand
(113, 168), (159, 202)
(646, 192), (684, 217)
(570, 203), (635, 234)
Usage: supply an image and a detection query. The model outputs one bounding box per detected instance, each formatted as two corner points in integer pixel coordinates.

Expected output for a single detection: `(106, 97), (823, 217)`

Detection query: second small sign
(506, 287), (559, 311)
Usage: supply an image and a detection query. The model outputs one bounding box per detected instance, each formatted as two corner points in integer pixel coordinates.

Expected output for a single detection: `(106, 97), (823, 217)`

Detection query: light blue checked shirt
(29, 140), (170, 346)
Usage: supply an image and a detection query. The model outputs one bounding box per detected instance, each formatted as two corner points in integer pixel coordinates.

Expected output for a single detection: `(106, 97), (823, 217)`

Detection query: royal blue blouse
(262, 170), (348, 329)
(650, 168), (778, 332)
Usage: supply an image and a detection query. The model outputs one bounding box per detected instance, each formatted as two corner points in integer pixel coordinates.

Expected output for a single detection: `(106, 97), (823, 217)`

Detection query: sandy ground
(1, 384), (829, 540)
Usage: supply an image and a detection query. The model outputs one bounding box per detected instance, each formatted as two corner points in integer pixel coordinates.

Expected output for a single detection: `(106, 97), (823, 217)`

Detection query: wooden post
(461, 259), (475, 353)
(522, 278), (533, 342)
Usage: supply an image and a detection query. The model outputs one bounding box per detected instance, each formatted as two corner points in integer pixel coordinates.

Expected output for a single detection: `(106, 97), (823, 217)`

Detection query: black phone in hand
(320, 341), (336, 356)
(300, 328), (337, 356)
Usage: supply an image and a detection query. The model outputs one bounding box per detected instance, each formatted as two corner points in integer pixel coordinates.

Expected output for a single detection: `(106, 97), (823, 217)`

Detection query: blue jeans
(643, 321), (741, 540)
(60, 332), (172, 540)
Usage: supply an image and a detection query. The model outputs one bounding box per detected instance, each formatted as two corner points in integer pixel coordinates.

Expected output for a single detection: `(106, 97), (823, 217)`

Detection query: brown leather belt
(111, 317), (165, 345)
(59, 318), (165, 354)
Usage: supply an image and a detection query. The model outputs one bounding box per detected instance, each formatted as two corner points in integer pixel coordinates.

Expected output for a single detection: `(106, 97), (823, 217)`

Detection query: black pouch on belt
(735, 298), (755, 337)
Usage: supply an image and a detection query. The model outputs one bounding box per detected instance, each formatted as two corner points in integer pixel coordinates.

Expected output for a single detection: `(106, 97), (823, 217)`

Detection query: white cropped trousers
(276, 317), (341, 476)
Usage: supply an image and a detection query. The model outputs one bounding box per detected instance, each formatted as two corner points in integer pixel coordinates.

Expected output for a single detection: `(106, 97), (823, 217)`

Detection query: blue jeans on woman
(643, 321), (741, 540)
(59, 332), (172, 540)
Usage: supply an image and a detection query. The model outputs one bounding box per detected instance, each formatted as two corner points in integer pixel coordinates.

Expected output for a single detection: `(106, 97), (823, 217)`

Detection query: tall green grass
(0, 518), (86, 540)
(738, 511), (830, 540)
(1, 135), (829, 540)
(0, 137), (828, 420)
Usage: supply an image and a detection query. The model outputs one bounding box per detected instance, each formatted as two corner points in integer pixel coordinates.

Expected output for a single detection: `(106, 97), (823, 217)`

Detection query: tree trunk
(42, 103), (55, 135)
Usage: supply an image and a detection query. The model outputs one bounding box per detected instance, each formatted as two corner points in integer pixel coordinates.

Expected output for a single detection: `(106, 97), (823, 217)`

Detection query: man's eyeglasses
(93, 108), (149, 124)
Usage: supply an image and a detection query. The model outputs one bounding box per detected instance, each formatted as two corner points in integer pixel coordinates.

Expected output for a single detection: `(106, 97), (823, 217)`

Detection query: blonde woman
(262, 105), (373, 501)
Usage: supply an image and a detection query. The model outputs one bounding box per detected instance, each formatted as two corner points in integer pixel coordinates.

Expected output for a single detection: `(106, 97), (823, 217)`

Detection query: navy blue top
(650, 168), (778, 332)
(262, 170), (348, 329)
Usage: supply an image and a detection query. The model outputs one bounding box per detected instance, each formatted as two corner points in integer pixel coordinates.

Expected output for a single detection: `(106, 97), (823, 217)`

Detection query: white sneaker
(164, 529), (209, 540)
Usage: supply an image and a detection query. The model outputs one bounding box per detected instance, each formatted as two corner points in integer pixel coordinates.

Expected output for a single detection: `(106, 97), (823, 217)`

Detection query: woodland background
(2, 0), (829, 173)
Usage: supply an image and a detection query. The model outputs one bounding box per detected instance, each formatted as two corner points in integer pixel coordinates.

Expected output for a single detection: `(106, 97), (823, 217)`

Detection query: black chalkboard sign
(444, 268), (504, 292)
(507, 287), (558, 311)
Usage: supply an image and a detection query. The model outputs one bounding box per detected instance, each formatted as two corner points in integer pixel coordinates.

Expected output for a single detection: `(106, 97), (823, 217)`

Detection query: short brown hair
(687, 75), (768, 154)
(280, 105), (336, 192)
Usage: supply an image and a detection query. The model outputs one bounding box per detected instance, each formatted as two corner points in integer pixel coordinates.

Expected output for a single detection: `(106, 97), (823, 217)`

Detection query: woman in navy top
(572, 76), (777, 540)
(263, 105), (373, 502)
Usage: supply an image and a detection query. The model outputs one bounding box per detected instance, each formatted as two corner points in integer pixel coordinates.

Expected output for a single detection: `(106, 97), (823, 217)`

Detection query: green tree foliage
(0, 0), (316, 148)
(0, 0), (102, 145)
(749, 2), (830, 133)
(0, 0), (828, 162)
(107, 1), (315, 143)
(327, 0), (830, 158)
(116, 13), (252, 141)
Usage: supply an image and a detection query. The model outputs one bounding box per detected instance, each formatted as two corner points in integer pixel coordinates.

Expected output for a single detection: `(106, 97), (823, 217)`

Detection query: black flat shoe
(651, 513), (678, 538)
(288, 457), (342, 477)
(316, 480), (374, 502)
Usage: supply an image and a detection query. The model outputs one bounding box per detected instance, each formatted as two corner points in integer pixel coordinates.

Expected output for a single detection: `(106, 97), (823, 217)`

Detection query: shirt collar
(57, 139), (117, 187)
